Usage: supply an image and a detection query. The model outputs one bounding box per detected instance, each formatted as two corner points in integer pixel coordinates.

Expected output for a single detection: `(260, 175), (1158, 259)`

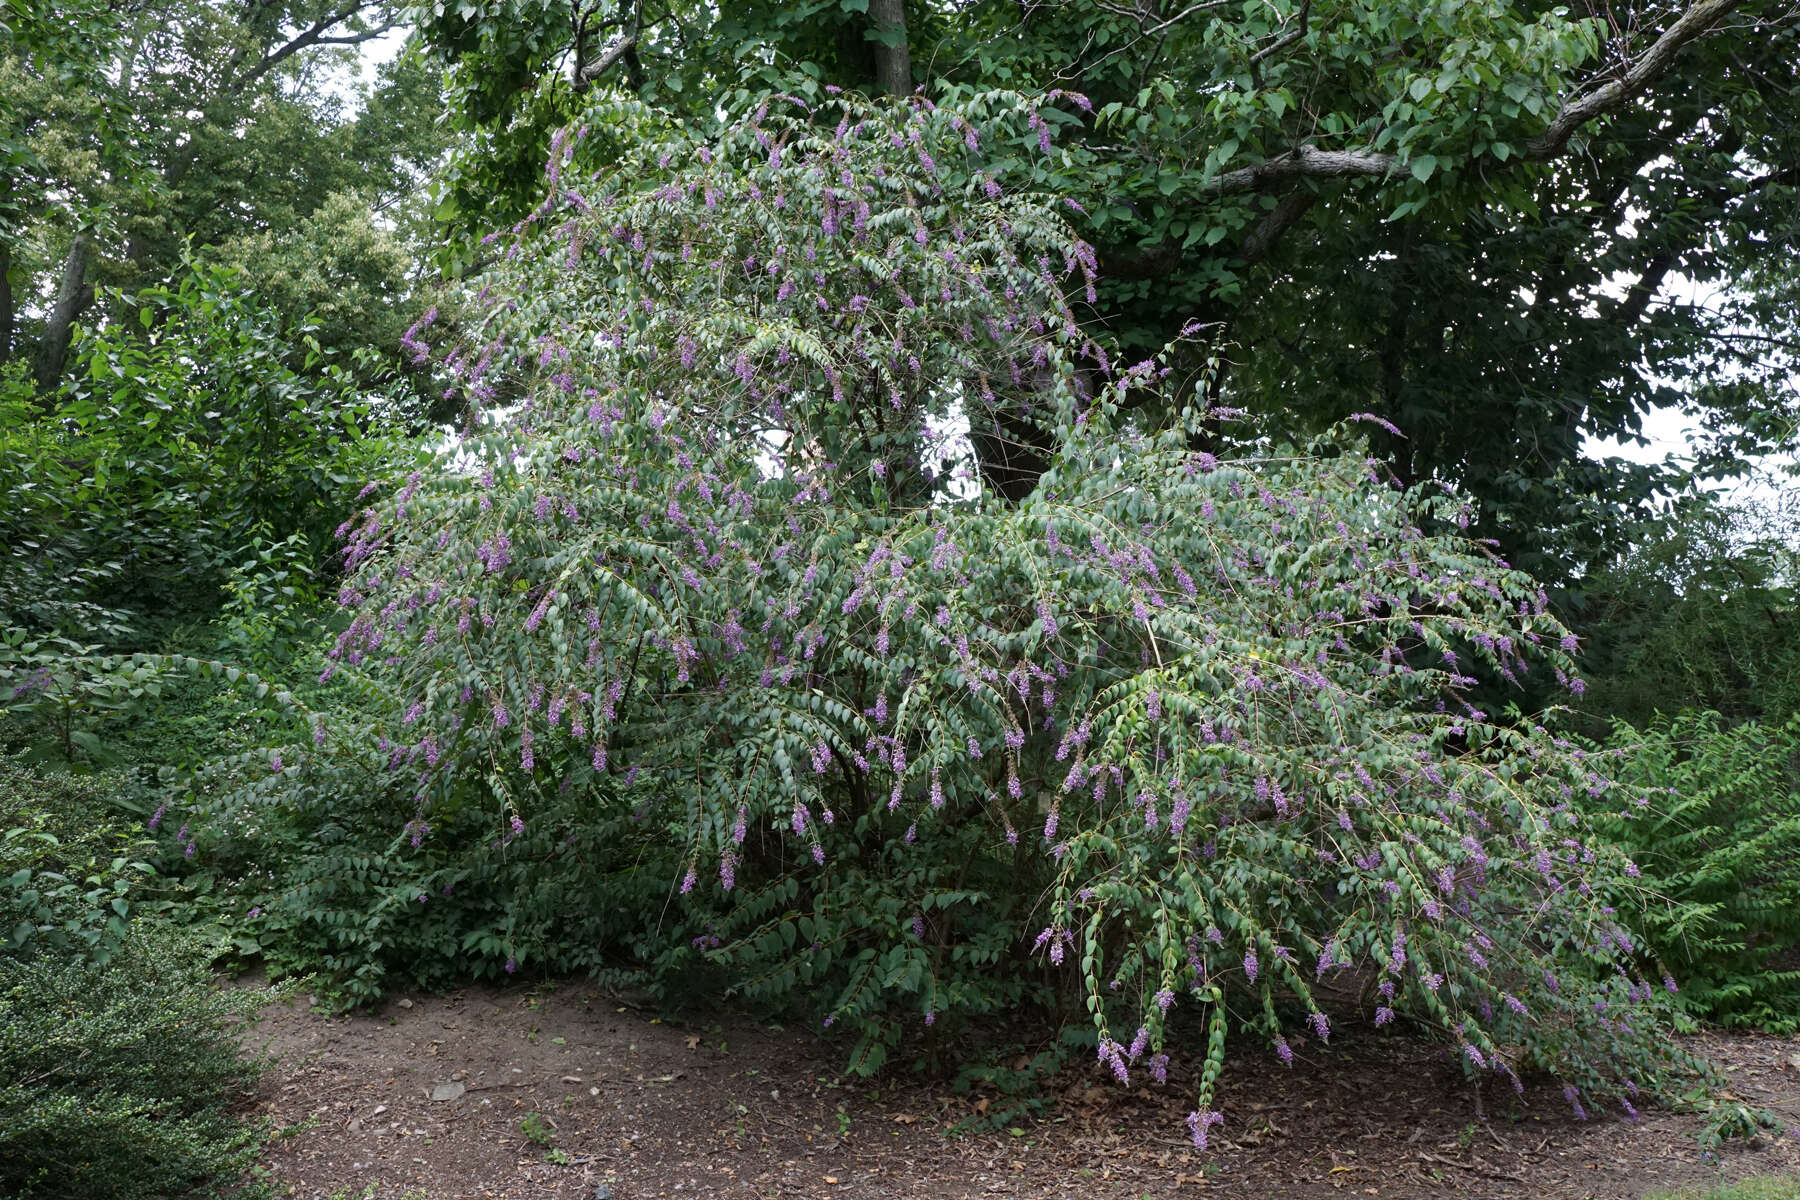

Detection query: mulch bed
(245, 983), (1800, 1199)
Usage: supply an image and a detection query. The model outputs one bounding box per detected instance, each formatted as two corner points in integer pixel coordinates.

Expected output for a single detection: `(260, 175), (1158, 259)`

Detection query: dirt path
(245, 983), (1800, 1200)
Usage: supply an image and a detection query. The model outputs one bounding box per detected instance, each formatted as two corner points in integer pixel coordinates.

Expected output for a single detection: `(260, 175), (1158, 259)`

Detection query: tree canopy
(1, 0), (447, 388)
(410, 0), (1800, 581)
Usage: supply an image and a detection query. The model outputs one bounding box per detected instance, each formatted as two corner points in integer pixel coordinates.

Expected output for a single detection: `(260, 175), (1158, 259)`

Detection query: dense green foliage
(0, 757), (280, 1200)
(179, 93), (1715, 1140)
(0, 263), (412, 639)
(0, 761), (150, 963)
(0, 924), (277, 1200)
(1577, 490), (1800, 729)
(1582, 712), (1800, 1033)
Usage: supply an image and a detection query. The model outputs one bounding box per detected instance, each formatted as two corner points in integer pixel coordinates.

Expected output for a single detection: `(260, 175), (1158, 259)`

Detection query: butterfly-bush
(199, 90), (1700, 1141)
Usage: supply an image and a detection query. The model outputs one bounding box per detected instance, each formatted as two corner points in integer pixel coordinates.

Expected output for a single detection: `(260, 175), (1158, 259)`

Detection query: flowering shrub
(190, 90), (1700, 1139)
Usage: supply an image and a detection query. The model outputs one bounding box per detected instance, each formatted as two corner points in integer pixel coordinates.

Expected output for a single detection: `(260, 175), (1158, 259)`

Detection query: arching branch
(1202, 0), (1746, 194)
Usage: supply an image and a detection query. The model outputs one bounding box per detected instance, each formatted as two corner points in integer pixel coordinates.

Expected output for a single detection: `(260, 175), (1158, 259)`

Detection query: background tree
(408, 0), (1800, 583)
(1575, 483), (1800, 729)
(1, 0), (450, 389)
(0, 261), (413, 639)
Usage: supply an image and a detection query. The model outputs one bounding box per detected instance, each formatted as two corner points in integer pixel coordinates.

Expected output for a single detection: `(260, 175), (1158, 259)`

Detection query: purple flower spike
(1187, 1109), (1224, 1150)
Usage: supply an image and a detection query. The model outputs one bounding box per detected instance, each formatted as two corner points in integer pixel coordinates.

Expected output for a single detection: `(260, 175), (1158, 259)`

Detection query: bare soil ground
(245, 983), (1800, 1200)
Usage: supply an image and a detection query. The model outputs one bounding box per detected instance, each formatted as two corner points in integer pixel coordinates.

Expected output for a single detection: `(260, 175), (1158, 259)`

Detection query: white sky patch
(1580, 260), (1797, 514)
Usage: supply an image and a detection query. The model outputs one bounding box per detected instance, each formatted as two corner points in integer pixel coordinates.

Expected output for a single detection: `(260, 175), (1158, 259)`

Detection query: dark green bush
(0, 922), (278, 1200)
(0, 262), (415, 639)
(1574, 493), (1799, 729)
(1584, 712), (1800, 1032)
(0, 760), (149, 963)
(186, 734), (686, 1007)
(0, 758), (280, 1198)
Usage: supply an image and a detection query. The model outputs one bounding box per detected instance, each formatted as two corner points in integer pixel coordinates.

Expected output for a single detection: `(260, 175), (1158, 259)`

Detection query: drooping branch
(1203, 0), (1746, 194)
(1237, 190), (1317, 264)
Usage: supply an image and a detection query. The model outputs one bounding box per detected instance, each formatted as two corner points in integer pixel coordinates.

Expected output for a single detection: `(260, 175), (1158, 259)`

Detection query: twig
(1416, 1150), (1530, 1185)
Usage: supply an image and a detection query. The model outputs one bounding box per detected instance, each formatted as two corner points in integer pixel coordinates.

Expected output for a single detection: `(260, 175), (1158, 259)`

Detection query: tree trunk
(0, 238), (13, 366)
(34, 232), (94, 389)
(970, 381), (1058, 502)
(867, 0), (912, 97)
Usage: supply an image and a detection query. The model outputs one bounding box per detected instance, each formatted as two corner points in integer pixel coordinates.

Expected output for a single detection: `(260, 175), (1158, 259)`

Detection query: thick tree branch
(575, 34), (638, 88)
(573, 0), (641, 90)
(1529, 0), (1742, 157)
(1203, 0), (1746, 194)
(238, 2), (396, 93)
(1237, 190), (1317, 264)
(34, 233), (93, 389)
